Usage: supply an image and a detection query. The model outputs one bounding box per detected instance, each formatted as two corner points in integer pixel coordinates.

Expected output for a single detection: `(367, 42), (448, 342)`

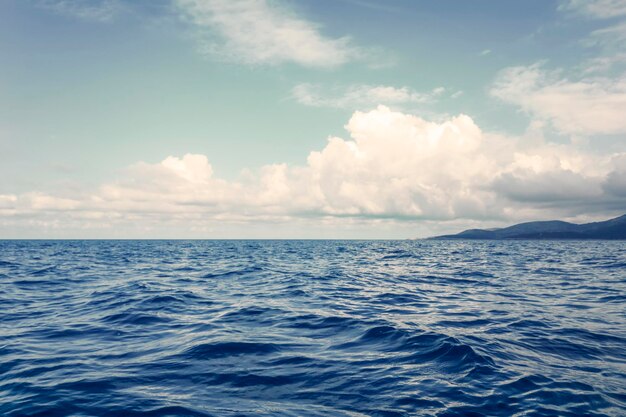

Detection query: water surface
(1, 240), (625, 416)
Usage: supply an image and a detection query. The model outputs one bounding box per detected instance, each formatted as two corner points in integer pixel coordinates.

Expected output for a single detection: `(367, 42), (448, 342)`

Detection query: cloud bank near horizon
(2, 106), (624, 237)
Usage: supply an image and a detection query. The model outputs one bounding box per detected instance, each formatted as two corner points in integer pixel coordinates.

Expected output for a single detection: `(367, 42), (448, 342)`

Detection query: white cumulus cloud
(3, 106), (624, 237)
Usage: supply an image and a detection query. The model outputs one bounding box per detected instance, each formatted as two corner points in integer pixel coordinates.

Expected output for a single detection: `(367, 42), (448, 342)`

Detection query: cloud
(3, 106), (624, 237)
(37, 0), (123, 22)
(604, 170), (626, 196)
(493, 170), (603, 203)
(586, 21), (626, 51)
(0, 194), (17, 209)
(559, 0), (626, 57)
(292, 83), (446, 109)
(559, 0), (626, 19)
(491, 63), (626, 135)
(602, 154), (626, 196)
(334, 0), (405, 14)
(175, 0), (360, 67)
(581, 53), (626, 73)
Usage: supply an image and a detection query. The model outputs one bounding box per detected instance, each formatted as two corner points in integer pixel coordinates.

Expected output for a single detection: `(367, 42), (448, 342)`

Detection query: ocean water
(1, 240), (625, 417)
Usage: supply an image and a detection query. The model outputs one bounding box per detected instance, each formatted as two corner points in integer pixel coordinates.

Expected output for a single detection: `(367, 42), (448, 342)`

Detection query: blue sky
(1, 0), (625, 238)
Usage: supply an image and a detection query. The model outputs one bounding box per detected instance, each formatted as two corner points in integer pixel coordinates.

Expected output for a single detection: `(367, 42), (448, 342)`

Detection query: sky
(1, 0), (625, 238)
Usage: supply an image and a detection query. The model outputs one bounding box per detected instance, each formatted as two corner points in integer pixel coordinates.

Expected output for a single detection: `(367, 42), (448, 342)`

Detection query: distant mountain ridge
(430, 214), (626, 240)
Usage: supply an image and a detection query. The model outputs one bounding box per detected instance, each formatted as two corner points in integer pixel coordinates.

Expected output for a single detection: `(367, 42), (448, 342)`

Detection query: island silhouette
(431, 214), (626, 240)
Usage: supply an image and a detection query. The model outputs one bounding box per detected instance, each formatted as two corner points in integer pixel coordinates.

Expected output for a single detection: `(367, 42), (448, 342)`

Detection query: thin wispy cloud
(37, 0), (124, 22)
(292, 83), (446, 109)
(334, 0), (405, 14)
(175, 0), (361, 67)
(491, 63), (626, 136)
(560, 0), (626, 55)
(587, 21), (626, 50)
(559, 0), (626, 19)
(581, 53), (626, 73)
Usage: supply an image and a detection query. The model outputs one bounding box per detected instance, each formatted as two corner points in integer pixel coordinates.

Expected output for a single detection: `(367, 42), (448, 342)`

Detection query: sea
(1, 240), (625, 417)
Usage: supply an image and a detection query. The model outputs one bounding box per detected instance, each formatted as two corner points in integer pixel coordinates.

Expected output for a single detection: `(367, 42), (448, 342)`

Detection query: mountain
(430, 214), (626, 240)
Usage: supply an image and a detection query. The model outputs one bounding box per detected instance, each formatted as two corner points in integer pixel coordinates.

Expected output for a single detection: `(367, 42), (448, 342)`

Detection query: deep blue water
(1, 240), (625, 417)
